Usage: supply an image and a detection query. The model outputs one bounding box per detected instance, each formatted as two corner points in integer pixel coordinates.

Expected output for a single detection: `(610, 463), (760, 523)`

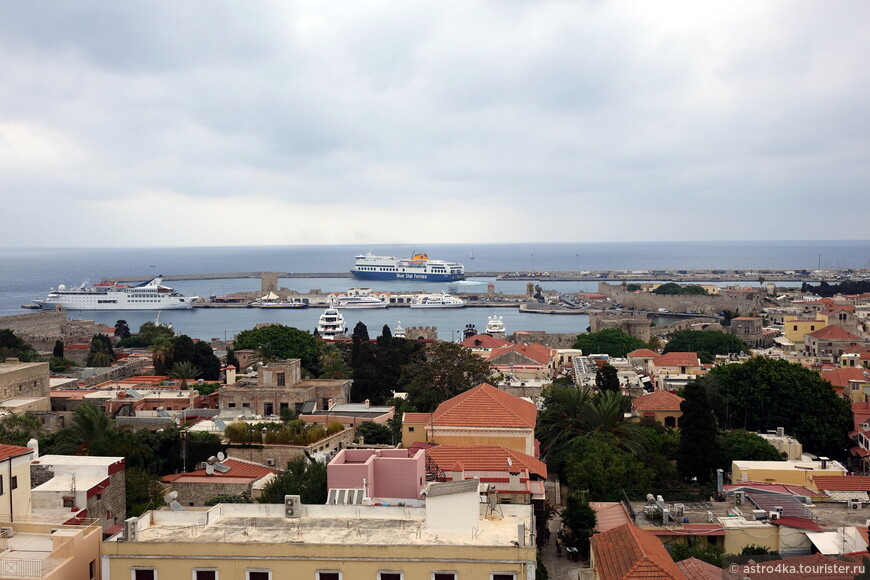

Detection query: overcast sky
(1, 1), (868, 248)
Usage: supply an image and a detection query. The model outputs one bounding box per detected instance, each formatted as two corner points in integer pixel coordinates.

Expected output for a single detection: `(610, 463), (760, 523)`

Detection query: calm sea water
(1, 241), (867, 340)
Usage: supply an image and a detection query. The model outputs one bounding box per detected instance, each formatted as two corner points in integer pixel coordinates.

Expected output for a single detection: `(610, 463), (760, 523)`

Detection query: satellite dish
(163, 491), (179, 503)
(205, 463), (215, 475)
(217, 452), (226, 462)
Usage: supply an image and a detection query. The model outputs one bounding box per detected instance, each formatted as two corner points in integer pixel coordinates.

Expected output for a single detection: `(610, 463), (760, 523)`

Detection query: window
(193, 570), (218, 580)
(433, 573), (457, 580)
(228, 403), (236, 408)
(0, 475), (3, 494)
(63, 496), (74, 507)
(317, 573), (341, 580)
(132, 569), (156, 580)
(247, 571), (271, 580)
(379, 573), (403, 580)
(408, 427), (415, 432)
(491, 575), (516, 580)
(10, 476), (17, 490)
(89, 560), (96, 580)
(277, 373), (285, 386)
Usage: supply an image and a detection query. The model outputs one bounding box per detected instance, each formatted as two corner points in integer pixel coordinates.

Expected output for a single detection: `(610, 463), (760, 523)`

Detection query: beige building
(103, 481), (536, 580)
(219, 359), (351, 417)
(0, 443), (35, 521)
(732, 459), (846, 487)
(0, 358), (51, 413)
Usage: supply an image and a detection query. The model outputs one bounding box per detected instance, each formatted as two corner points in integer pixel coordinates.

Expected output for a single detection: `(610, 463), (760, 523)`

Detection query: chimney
(451, 462), (465, 482)
(226, 366), (237, 385)
(820, 456), (829, 470)
(327, 398), (334, 410)
(364, 399), (370, 408)
(27, 438), (39, 460)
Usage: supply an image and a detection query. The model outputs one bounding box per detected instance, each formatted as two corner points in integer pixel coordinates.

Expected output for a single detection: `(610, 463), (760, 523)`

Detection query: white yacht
(409, 293), (465, 309)
(34, 276), (195, 310)
(317, 308), (348, 341)
(329, 289), (389, 309)
(485, 314), (507, 334)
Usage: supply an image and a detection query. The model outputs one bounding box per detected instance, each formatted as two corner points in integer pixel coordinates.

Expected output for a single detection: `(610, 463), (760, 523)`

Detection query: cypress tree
(677, 381), (721, 484)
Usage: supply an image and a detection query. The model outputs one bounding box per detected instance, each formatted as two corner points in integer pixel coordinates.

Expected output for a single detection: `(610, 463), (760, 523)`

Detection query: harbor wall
(597, 283), (766, 315)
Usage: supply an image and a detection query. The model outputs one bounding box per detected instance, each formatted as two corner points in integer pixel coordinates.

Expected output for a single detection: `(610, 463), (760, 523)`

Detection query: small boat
(317, 308), (347, 341)
(409, 293), (465, 309)
(485, 314), (506, 334)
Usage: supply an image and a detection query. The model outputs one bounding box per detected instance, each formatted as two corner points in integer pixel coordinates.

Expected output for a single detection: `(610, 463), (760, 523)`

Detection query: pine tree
(677, 381), (721, 484)
(52, 340), (64, 358)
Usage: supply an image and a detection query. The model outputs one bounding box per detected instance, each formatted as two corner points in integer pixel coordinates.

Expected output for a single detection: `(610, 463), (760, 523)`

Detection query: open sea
(1, 241), (868, 341)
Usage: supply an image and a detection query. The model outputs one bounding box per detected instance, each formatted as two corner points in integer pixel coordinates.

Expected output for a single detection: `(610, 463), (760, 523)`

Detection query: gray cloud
(0, 0), (868, 247)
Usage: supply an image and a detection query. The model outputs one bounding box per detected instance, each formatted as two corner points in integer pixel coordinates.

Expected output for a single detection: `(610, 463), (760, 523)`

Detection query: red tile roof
(433, 383), (537, 429)
(821, 367), (870, 388)
(807, 325), (864, 341)
(590, 502), (632, 532)
(486, 343), (554, 366)
(460, 334), (511, 349)
(811, 475), (870, 492)
(162, 458), (278, 483)
(632, 390), (684, 411)
(675, 557), (724, 580)
(403, 412), (433, 424)
(591, 523), (685, 580)
(0, 444), (33, 462)
(627, 349), (659, 358)
(769, 516), (823, 531)
(652, 352), (701, 368)
(426, 445), (547, 479)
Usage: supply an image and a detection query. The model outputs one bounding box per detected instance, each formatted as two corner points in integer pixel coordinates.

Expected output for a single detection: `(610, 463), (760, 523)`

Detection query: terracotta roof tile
(403, 412), (433, 424)
(769, 516), (823, 531)
(0, 444), (33, 462)
(632, 390), (684, 411)
(433, 383), (537, 429)
(807, 325), (864, 341)
(460, 334), (511, 349)
(161, 458), (278, 483)
(652, 352), (701, 368)
(486, 343), (554, 366)
(812, 475), (870, 491)
(821, 367), (870, 387)
(427, 445), (547, 479)
(627, 349), (659, 358)
(675, 557), (725, 580)
(591, 523), (685, 580)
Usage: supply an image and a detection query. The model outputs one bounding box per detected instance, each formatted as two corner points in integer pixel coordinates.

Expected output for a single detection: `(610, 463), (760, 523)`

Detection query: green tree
(317, 343), (351, 379)
(573, 328), (649, 358)
(149, 336), (175, 375)
(114, 320), (131, 340)
(561, 491), (597, 554)
(233, 324), (318, 372)
(137, 320), (176, 345)
(172, 335), (197, 365)
(85, 334), (115, 367)
(697, 357), (851, 457)
(258, 456), (327, 504)
(53, 403), (129, 456)
(670, 540), (724, 567)
(563, 433), (655, 501)
(741, 544), (778, 556)
(401, 341), (497, 412)
(49, 356), (75, 372)
(595, 364), (620, 392)
(52, 339), (64, 358)
(170, 361), (202, 390)
(225, 347), (241, 371)
(653, 283), (707, 295)
(355, 421), (393, 445)
(0, 329), (38, 361)
(663, 330), (746, 363)
(719, 430), (783, 471)
(192, 341), (221, 381)
(677, 382), (720, 484)
(0, 413), (45, 446)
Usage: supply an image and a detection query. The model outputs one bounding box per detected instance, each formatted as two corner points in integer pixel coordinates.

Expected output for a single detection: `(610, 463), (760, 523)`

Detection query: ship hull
(350, 270), (464, 282)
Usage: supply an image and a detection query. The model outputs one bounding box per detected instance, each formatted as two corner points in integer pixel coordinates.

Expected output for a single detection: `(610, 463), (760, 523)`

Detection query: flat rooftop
(0, 361), (46, 375)
(127, 503), (530, 547)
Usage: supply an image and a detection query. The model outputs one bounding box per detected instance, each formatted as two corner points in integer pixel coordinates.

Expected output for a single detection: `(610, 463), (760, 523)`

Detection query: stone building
(805, 326), (867, 358)
(589, 312), (652, 341)
(729, 316), (775, 349)
(30, 453), (126, 533)
(0, 358), (51, 413)
(219, 359), (351, 417)
(162, 457), (279, 507)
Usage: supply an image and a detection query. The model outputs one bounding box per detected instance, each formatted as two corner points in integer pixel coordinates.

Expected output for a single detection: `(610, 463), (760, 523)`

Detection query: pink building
(327, 448), (426, 502)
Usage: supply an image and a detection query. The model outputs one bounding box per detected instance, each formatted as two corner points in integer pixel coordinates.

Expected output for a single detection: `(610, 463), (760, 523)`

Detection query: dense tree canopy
(695, 357), (851, 457)
(562, 433), (655, 501)
(137, 320), (176, 345)
(0, 329), (38, 361)
(663, 330), (747, 363)
(653, 283), (708, 295)
(258, 456), (327, 504)
(0, 413), (45, 447)
(233, 324), (318, 372)
(572, 328), (649, 358)
(677, 382), (720, 484)
(595, 364), (620, 392)
(719, 430), (783, 471)
(355, 420), (394, 445)
(401, 341), (497, 412)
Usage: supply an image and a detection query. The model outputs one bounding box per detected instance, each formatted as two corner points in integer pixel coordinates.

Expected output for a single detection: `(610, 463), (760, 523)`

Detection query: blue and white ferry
(351, 252), (465, 281)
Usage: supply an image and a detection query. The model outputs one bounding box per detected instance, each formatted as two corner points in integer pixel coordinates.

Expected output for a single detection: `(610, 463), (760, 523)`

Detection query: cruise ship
(34, 276), (196, 310)
(351, 252), (465, 281)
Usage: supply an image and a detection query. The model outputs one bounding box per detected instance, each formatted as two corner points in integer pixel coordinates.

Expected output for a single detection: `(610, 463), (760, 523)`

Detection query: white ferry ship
(409, 293), (465, 309)
(328, 289), (389, 309)
(34, 276), (195, 311)
(317, 308), (348, 341)
(351, 252), (464, 281)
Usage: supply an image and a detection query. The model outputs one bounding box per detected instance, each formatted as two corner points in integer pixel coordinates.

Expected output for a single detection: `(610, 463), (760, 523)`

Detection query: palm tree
(85, 336), (115, 367)
(54, 403), (117, 455)
(170, 361), (202, 390)
(149, 336), (174, 375)
(318, 344), (351, 379)
(258, 342), (277, 364)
